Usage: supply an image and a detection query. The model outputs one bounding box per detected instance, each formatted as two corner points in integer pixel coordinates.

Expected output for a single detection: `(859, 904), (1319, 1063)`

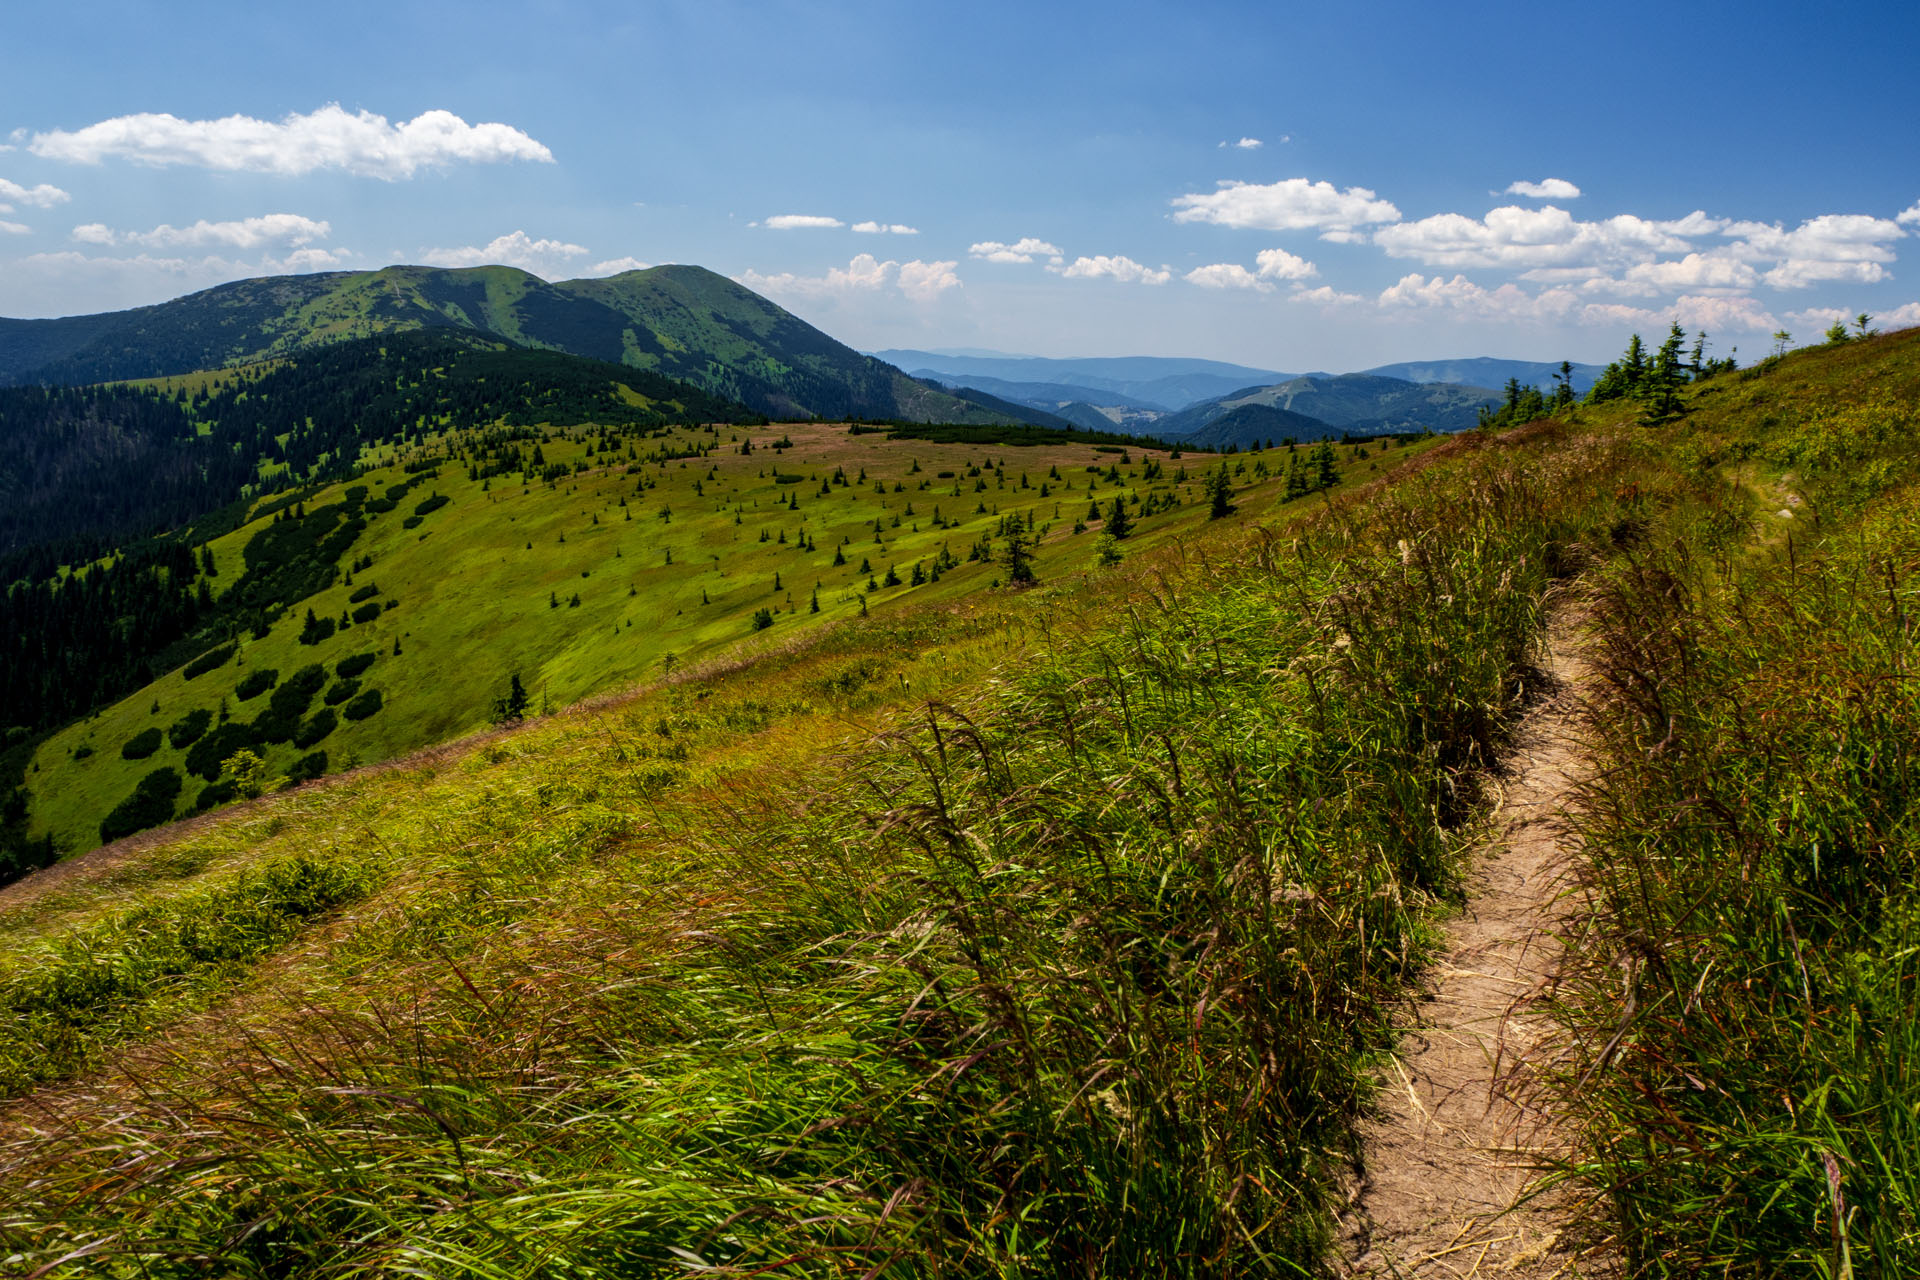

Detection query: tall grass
(0, 430), (1635, 1276)
(1558, 477), (1920, 1275)
(0, 854), (371, 1093)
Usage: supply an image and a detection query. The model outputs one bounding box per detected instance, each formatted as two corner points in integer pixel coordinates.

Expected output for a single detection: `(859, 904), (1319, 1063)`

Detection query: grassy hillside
(1550, 327), (1920, 1273)
(22, 416), (1403, 856)
(0, 265), (1045, 427)
(0, 326), (1915, 1275)
(0, 412), (1570, 1277)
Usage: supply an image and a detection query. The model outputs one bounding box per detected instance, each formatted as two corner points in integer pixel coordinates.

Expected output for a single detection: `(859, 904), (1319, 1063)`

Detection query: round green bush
(121, 727), (164, 760)
(341, 688), (384, 721)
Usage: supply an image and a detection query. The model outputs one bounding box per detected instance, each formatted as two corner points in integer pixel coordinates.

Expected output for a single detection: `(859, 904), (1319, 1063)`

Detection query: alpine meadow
(4, 3), (1920, 1274)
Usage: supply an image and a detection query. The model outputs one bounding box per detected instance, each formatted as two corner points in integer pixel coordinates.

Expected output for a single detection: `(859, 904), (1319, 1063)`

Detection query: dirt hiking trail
(1341, 612), (1609, 1278)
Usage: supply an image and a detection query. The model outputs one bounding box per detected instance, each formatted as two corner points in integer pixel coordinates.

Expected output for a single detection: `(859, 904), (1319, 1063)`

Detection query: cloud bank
(969, 236), (1063, 264)
(29, 105), (553, 179)
(1171, 178), (1400, 234)
(0, 177), (70, 212)
(420, 230), (588, 277)
(1505, 178), (1581, 199)
(1056, 255), (1171, 284)
(737, 253), (960, 303)
(762, 214), (844, 230)
(73, 213), (332, 250)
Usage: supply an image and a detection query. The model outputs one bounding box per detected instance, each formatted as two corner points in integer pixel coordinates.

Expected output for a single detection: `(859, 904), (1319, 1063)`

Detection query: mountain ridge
(1154, 372), (1501, 444)
(0, 266), (1050, 429)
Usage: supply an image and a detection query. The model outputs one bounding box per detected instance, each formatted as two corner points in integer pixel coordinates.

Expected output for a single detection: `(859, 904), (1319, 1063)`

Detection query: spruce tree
(1312, 442), (1339, 492)
(1205, 462), (1236, 518)
(1001, 526), (1037, 584)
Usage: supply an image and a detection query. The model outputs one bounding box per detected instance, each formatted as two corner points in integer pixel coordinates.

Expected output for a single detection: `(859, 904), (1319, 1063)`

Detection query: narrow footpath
(1342, 614), (1608, 1278)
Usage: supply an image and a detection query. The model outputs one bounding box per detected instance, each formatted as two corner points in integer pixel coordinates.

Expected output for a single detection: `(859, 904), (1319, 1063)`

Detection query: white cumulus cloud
(1186, 263), (1268, 291)
(1375, 205), (1712, 270)
(1897, 202), (1920, 226)
(897, 259), (961, 301)
(1505, 178), (1581, 199)
(1185, 248), (1317, 292)
(1255, 247), (1318, 281)
(1377, 270), (1778, 332)
(74, 213), (332, 250)
(737, 253), (960, 303)
(1056, 255), (1171, 284)
(762, 214), (844, 230)
(1620, 252), (1760, 293)
(0, 220), (29, 235)
(587, 256), (650, 276)
(1875, 301), (1920, 329)
(1171, 177), (1400, 235)
(1720, 213), (1906, 288)
(29, 105), (551, 179)
(0, 177), (70, 211)
(968, 237), (1063, 264)
(1219, 137), (1263, 150)
(420, 230), (590, 277)
(1288, 285), (1365, 306)
(852, 220), (918, 235)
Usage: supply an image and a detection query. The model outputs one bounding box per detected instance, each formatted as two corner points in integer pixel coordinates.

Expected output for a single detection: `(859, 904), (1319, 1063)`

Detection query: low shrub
(341, 689), (383, 721)
(120, 728), (163, 760)
(166, 708), (212, 749)
(98, 767), (182, 843)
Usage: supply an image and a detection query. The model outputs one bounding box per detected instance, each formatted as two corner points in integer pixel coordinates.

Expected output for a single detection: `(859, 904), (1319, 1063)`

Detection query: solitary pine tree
(492, 673), (530, 725)
(1206, 462), (1237, 518)
(1105, 495), (1134, 539)
(1646, 322), (1689, 420)
(1001, 526), (1037, 584)
(1312, 442), (1339, 492)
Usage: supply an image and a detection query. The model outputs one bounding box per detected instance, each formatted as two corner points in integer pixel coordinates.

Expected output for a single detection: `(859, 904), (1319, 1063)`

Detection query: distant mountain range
(0, 273), (1606, 445)
(1360, 357), (1606, 396)
(880, 348), (1608, 445)
(0, 265), (1056, 428)
(1153, 374), (1503, 446)
(871, 350), (1291, 411)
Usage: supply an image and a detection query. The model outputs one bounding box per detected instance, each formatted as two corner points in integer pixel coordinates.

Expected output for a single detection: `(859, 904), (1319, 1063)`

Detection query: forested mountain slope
(0, 265), (1044, 426)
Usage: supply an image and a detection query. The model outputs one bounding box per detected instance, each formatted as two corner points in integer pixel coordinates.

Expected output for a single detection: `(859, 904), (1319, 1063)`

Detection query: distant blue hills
(876, 348), (1609, 445)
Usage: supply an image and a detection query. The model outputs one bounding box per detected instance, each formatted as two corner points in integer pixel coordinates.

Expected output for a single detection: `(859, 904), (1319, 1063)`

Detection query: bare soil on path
(1341, 613), (1609, 1278)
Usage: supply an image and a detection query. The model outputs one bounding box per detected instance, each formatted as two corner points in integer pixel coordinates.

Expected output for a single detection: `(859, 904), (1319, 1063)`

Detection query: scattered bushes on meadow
(285, 751), (328, 784)
(119, 728), (163, 760)
(98, 767), (182, 843)
(292, 708), (336, 750)
(185, 723), (256, 781)
(181, 645), (235, 680)
(341, 689), (383, 721)
(234, 668), (277, 700)
(166, 707), (211, 749)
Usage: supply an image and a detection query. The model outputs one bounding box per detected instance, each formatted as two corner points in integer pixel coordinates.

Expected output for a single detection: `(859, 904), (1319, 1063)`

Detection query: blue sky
(3, 0), (1917, 370)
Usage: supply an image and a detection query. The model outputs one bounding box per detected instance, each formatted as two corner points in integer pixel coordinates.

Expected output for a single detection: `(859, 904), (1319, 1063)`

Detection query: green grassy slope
(1549, 326), (1920, 1274)
(4, 328), (1915, 1275)
(0, 265), (1045, 426)
(27, 422), (1401, 856)
(0, 414), (1566, 1277)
